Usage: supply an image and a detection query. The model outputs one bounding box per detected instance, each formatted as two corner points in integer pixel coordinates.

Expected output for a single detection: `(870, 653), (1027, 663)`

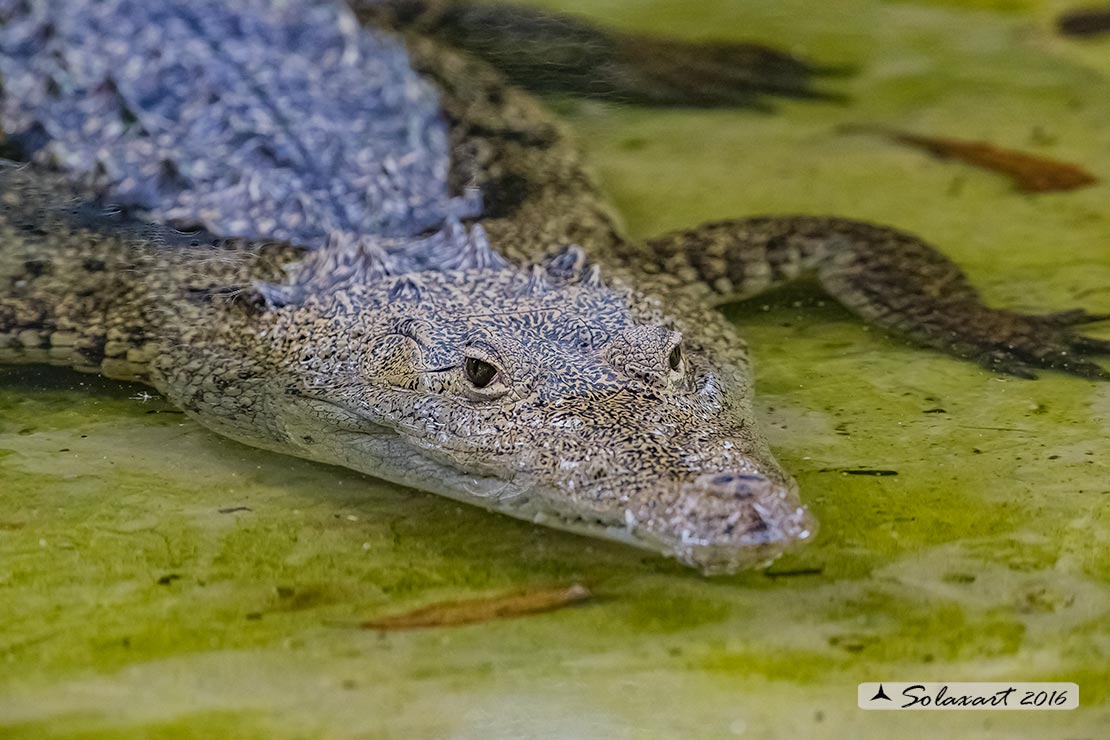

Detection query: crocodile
(1, 0), (1107, 574)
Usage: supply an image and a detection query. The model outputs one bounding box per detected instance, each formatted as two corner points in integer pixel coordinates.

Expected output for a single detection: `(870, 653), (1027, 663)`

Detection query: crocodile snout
(643, 469), (815, 574)
(691, 471), (774, 501)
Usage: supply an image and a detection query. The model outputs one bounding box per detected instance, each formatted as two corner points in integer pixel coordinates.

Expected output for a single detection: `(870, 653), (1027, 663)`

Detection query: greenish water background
(1, 0), (1108, 737)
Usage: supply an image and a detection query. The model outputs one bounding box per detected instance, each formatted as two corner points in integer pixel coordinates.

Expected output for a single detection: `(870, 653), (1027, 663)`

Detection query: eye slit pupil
(465, 357), (498, 388)
(668, 343), (684, 372)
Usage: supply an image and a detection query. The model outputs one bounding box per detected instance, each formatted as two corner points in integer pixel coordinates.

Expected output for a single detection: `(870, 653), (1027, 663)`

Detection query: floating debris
(1057, 7), (1110, 37)
(845, 126), (1098, 193)
(359, 584), (593, 631)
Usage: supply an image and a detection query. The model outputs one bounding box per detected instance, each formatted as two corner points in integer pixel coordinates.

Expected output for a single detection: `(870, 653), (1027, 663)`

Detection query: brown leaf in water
(360, 583), (593, 631)
(848, 126), (1098, 193)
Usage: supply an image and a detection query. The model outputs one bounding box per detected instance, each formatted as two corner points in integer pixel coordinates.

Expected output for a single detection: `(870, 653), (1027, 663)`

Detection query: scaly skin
(1, 5), (1108, 573)
(0, 164), (812, 574)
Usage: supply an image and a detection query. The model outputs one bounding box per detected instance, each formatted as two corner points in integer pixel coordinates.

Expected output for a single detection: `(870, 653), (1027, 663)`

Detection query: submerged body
(0, 1), (1106, 573)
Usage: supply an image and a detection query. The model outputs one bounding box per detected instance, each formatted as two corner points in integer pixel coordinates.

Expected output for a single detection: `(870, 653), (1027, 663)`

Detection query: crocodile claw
(975, 308), (1110, 380)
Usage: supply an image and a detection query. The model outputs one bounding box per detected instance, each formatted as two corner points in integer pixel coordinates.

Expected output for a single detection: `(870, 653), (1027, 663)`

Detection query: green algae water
(2, 0), (1109, 737)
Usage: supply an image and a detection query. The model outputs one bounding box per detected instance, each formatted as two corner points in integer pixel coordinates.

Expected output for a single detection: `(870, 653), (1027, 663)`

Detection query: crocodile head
(248, 238), (815, 574)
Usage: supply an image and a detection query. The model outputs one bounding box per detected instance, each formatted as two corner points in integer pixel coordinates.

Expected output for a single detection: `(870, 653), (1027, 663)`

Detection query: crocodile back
(0, 0), (478, 248)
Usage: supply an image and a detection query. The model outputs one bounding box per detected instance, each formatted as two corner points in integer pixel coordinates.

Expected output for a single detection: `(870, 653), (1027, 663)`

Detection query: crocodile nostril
(710, 473), (764, 486)
(695, 471), (771, 500)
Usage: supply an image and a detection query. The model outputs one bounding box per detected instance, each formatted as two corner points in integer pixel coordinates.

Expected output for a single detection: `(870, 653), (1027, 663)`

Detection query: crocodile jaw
(272, 396), (814, 575)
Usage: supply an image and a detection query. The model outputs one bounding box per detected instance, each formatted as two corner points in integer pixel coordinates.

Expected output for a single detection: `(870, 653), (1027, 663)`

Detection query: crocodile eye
(465, 357), (498, 388)
(668, 343), (684, 372)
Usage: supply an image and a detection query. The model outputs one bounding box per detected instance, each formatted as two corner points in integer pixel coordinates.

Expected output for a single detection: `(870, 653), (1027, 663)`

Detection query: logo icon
(870, 684), (892, 702)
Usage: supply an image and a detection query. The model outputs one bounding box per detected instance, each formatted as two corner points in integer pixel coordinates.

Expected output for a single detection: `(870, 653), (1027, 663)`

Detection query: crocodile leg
(0, 166), (295, 382)
(359, 0), (841, 108)
(624, 216), (1110, 379)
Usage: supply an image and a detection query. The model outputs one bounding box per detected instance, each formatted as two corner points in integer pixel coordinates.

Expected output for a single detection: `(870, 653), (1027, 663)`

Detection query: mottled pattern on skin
(633, 217), (1110, 379)
(0, 166), (300, 381)
(0, 164), (810, 572)
(1, 2), (1109, 572)
(0, 0), (478, 245)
